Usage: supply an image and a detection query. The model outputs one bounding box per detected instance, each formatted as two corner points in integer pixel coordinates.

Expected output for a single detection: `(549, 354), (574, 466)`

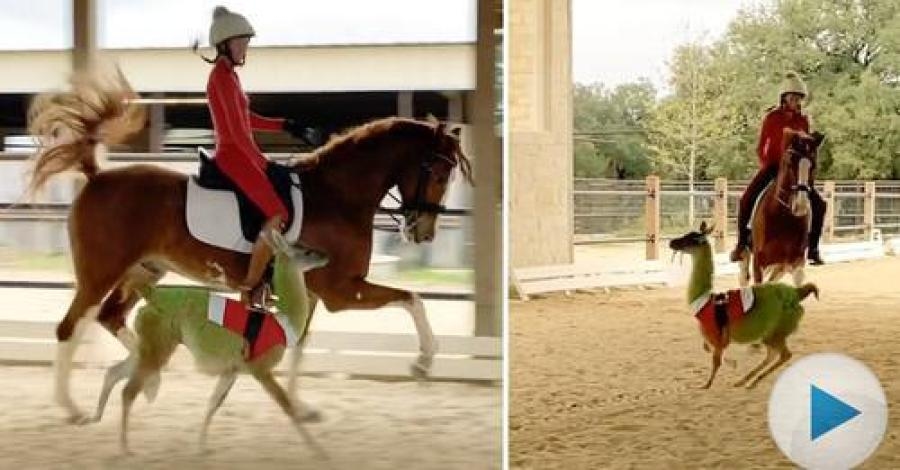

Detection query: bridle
(382, 151), (456, 231)
(776, 147), (814, 208)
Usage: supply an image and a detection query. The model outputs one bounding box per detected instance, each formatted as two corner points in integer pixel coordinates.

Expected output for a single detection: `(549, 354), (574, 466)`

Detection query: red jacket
(757, 107), (810, 168)
(207, 59), (288, 221)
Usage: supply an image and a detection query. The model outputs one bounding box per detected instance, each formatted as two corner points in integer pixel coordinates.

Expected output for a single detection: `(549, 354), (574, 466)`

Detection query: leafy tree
(573, 80), (656, 178)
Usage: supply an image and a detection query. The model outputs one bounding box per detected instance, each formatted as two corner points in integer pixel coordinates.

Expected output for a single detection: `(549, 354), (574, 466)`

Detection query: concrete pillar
(397, 91), (414, 118)
(471, 0), (502, 337)
(509, 0), (573, 268)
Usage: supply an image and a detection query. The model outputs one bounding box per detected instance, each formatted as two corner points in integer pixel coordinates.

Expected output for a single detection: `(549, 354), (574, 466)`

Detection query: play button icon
(810, 384), (861, 440)
(769, 353), (887, 469)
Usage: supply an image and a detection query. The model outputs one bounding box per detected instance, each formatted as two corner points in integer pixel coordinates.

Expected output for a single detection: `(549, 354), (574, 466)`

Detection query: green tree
(573, 80), (656, 178)
(647, 0), (900, 180)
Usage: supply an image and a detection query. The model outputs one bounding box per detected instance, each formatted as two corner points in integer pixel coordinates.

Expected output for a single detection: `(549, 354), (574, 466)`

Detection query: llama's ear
(699, 221), (708, 233)
(449, 125), (462, 140)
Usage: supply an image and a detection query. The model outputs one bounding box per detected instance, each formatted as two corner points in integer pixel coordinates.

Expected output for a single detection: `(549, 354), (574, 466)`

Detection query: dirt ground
(0, 366), (500, 469)
(511, 256), (900, 469)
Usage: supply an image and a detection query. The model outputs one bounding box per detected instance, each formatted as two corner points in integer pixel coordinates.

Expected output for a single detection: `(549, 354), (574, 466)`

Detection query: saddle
(194, 148), (298, 241)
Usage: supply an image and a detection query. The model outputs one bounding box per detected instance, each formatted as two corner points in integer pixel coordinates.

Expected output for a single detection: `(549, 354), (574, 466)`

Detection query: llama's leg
(287, 294), (322, 422)
(734, 344), (775, 387)
(119, 369), (150, 454)
(91, 355), (136, 423)
(747, 337), (792, 389)
(700, 347), (724, 389)
(55, 291), (104, 424)
(253, 370), (328, 460)
(199, 372), (238, 452)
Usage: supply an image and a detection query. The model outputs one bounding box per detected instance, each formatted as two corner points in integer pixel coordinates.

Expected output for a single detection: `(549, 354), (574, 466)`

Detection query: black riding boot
(808, 189), (826, 265)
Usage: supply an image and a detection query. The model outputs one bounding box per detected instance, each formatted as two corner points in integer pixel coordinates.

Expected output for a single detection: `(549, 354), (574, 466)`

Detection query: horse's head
(778, 130), (825, 217)
(669, 221), (714, 255)
(395, 121), (473, 243)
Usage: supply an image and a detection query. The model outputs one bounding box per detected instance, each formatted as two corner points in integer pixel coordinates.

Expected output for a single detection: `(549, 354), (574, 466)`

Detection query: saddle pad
(186, 177), (303, 253)
(207, 293), (299, 360)
(691, 287), (755, 348)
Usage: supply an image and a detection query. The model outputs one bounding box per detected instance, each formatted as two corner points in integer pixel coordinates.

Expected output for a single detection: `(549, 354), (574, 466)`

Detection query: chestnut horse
(739, 131), (824, 287)
(27, 68), (472, 423)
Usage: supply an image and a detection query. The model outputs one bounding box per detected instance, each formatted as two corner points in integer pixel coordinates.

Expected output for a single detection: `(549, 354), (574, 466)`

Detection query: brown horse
(739, 131), (824, 287)
(27, 68), (473, 423)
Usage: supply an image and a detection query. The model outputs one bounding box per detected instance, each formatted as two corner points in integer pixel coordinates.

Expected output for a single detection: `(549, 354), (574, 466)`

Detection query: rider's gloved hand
(283, 119), (323, 147)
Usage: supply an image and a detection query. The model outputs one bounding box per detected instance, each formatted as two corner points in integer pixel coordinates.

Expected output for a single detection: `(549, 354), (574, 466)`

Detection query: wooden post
(822, 181), (835, 243)
(646, 175), (661, 260)
(713, 177), (728, 253)
(864, 181), (876, 241)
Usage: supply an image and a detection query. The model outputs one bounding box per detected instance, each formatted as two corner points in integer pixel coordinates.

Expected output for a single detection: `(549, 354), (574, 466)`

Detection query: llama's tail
(796, 283), (819, 301)
(25, 63), (145, 197)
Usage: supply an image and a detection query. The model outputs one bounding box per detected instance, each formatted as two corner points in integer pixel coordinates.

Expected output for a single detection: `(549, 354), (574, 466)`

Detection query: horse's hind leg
(99, 263), (166, 401)
(55, 289), (106, 424)
(752, 258), (764, 285)
(99, 262), (166, 351)
(739, 256), (751, 287)
(792, 265), (806, 287)
(199, 371), (237, 452)
(767, 265), (786, 283)
(747, 336), (792, 389)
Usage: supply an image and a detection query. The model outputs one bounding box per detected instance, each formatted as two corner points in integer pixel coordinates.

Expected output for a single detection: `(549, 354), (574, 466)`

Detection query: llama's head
(669, 221), (714, 255)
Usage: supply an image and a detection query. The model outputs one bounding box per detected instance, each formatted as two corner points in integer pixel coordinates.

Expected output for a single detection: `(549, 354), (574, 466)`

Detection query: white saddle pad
(185, 176), (303, 254)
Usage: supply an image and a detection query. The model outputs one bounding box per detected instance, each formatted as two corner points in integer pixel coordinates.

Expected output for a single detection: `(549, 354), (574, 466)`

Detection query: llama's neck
(272, 254), (312, 342)
(688, 245), (714, 305)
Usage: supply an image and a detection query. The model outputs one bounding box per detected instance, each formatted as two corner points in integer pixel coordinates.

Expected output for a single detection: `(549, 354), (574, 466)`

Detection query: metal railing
(574, 177), (899, 260)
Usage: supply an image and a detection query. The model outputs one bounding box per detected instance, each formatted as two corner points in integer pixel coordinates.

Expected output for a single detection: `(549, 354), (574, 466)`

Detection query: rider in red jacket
(203, 6), (318, 292)
(730, 72), (826, 265)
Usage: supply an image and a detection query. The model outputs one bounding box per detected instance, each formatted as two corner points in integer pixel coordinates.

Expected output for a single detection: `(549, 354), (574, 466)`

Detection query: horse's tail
(796, 283), (819, 302)
(25, 64), (145, 197)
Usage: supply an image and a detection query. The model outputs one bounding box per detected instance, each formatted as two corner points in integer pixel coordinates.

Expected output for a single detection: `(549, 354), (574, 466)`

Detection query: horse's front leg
(321, 279), (437, 378)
